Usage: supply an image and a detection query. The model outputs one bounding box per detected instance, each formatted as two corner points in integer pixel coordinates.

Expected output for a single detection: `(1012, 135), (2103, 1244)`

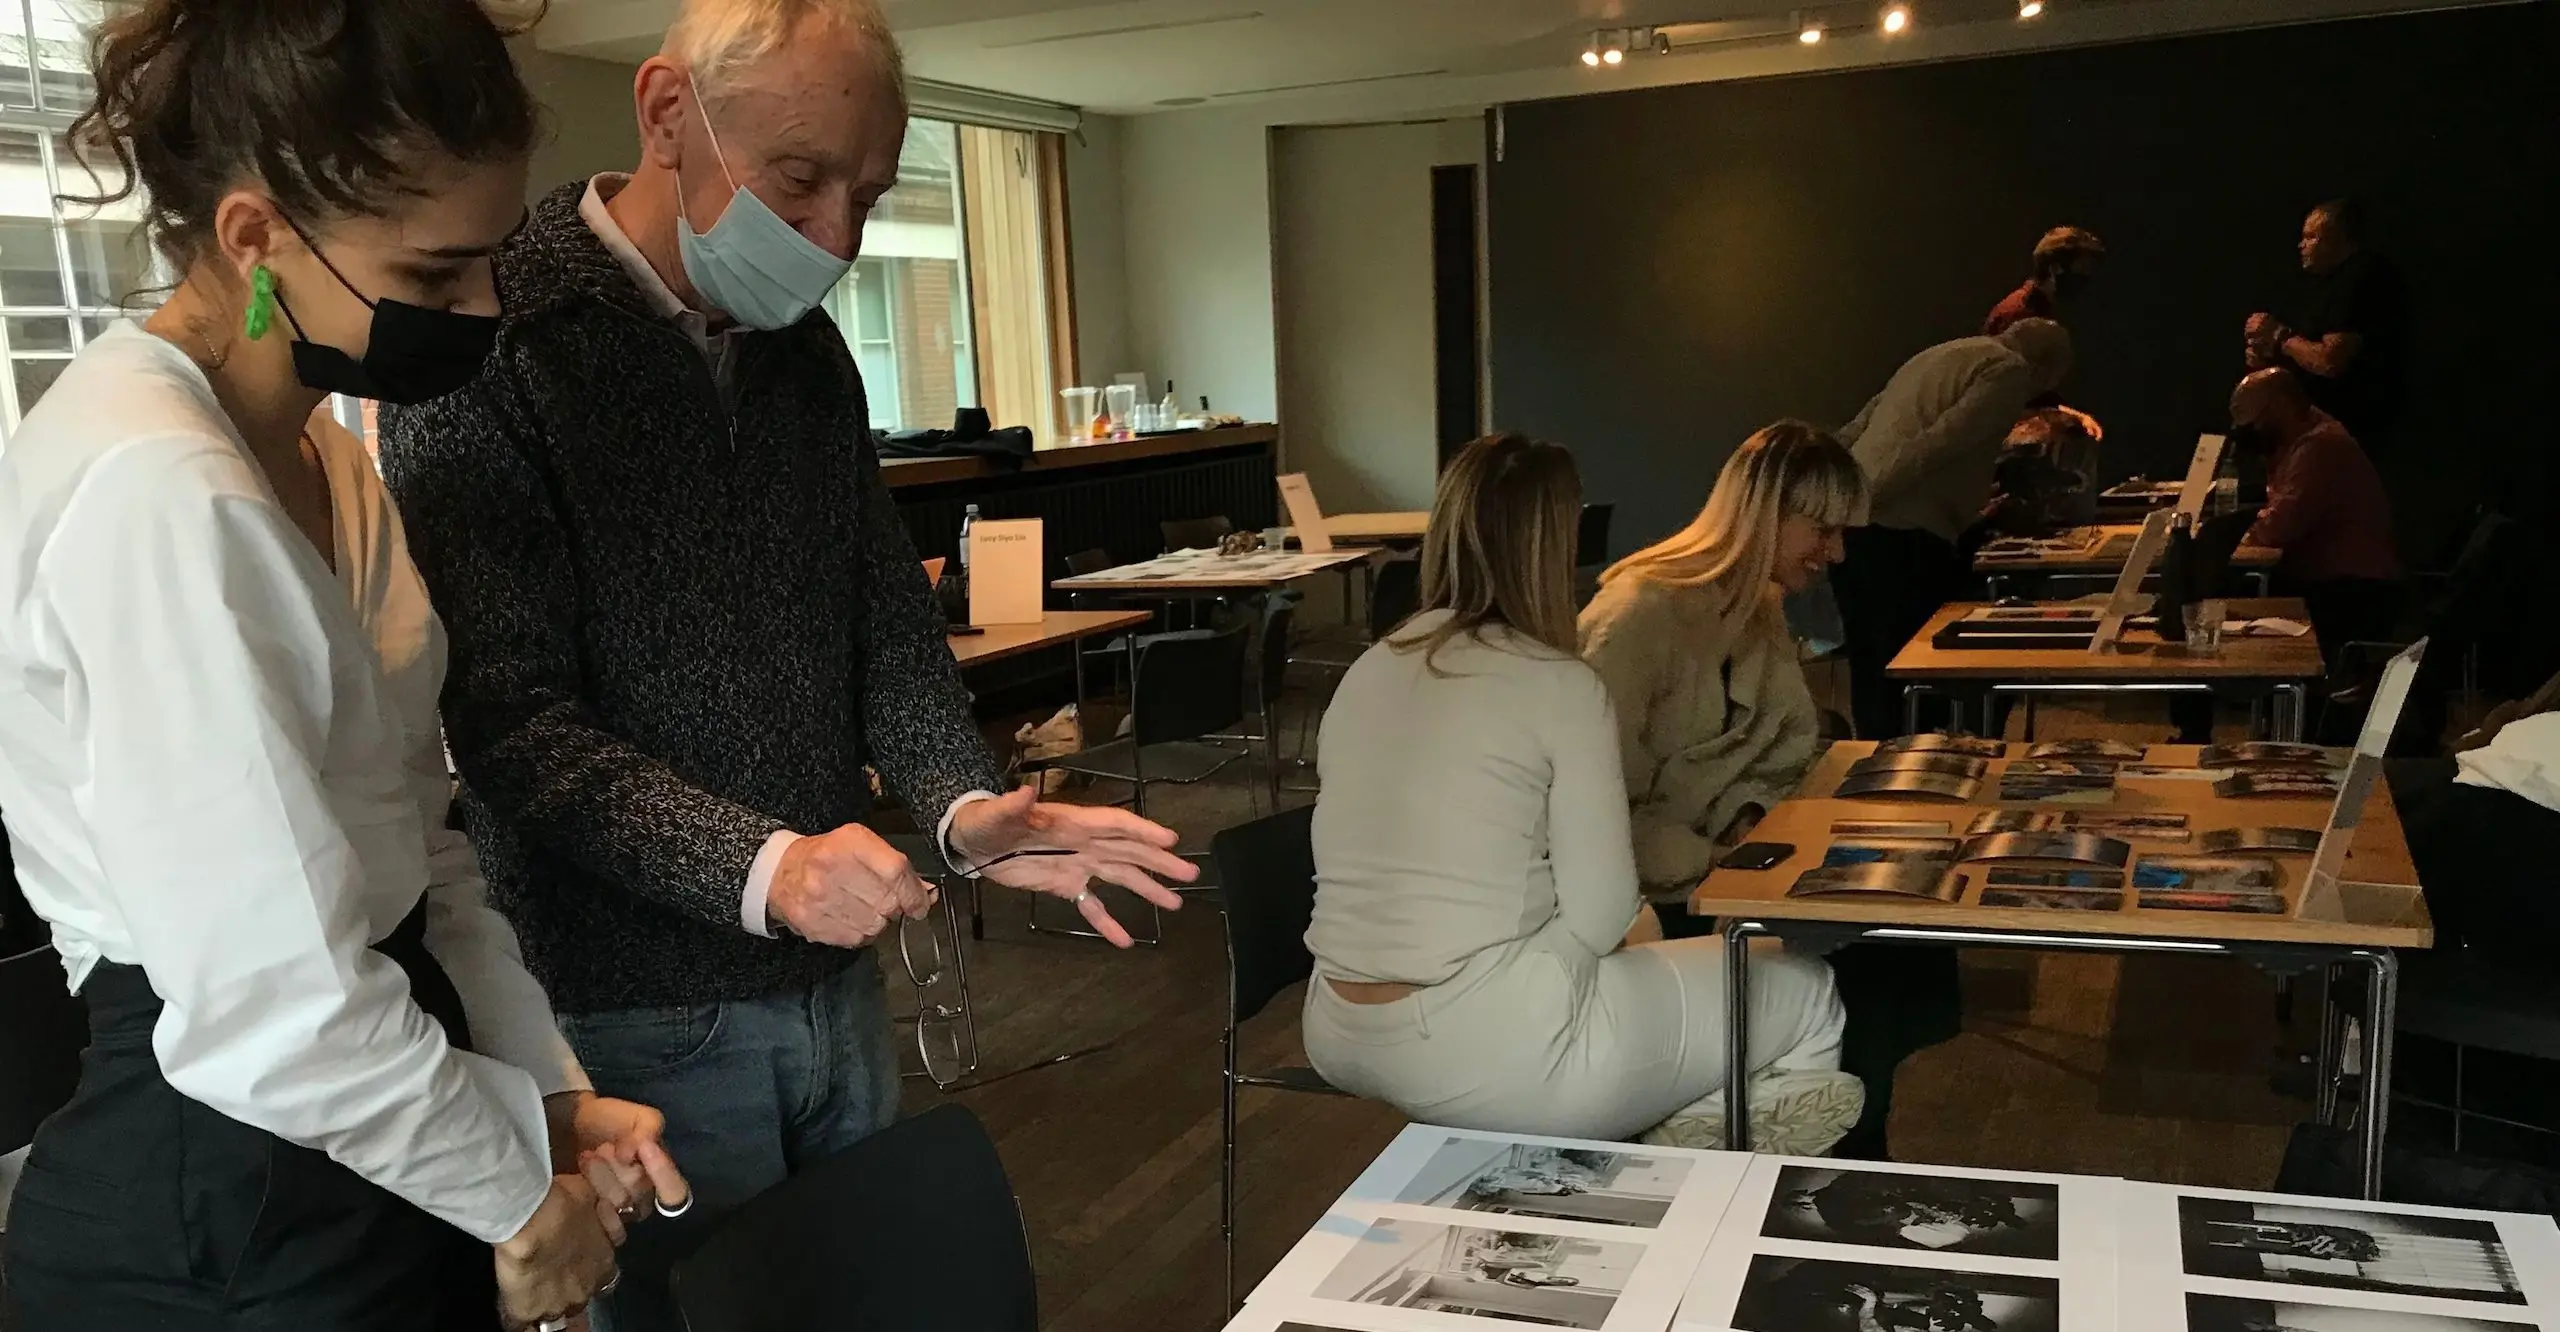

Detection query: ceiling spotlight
(1601, 45), (1624, 64)
(2019, 0), (2044, 15)
(1799, 20), (1825, 44)
(1581, 46), (1601, 66)
(1881, 4), (1910, 34)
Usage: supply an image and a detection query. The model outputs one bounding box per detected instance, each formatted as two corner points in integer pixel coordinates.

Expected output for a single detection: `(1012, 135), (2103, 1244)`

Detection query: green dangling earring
(243, 264), (277, 341)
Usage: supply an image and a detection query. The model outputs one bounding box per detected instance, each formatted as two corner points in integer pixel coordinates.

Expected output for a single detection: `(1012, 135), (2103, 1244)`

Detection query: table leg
(1902, 685), (1924, 739)
(2273, 683), (2307, 743)
(1724, 919), (1758, 1153)
(2358, 947), (2401, 1200)
(2314, 962), (2346, 1126)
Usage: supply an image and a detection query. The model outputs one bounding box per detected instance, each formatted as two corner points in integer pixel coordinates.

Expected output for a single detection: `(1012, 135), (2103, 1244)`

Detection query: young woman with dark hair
(0, 3), (683, 1328)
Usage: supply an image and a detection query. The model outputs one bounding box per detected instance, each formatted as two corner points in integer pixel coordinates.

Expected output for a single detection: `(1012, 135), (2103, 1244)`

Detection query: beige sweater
(1578, 575), (1822, 894)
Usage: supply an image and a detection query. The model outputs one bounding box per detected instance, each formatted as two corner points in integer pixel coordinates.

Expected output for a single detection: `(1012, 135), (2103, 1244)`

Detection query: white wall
(1061, 115), (1131, 387)
(516, 46), (641, 199)
(1118, 109), (1279, 424)
(1272, 118), (1481, 514)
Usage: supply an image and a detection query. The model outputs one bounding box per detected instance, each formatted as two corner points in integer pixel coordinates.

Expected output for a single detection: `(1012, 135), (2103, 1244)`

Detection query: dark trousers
(2391, 757), (2560, 970)
(4, 904), (498, 1332)
(1835, 525), (1973, 740)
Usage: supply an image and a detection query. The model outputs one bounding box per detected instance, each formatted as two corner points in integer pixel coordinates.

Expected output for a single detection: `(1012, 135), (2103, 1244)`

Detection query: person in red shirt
(1983, 226), (2106, 336)
(2230, 367), (2404, 660)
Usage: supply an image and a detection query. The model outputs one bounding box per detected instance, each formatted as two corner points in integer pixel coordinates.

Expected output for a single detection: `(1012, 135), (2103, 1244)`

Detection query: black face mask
(274, 216), (500, 406)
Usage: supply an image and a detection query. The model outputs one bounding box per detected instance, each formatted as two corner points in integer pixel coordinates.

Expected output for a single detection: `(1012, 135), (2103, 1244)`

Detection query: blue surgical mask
(675, 75), (853, 331)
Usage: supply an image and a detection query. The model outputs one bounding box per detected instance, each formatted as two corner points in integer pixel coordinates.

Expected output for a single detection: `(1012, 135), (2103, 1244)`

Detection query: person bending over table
(1302, 433), (1857, 1149)
(1833, 320), (2074, 739)
(1579, 423), (1953, 1159)
(2388, 665), (2560, 970)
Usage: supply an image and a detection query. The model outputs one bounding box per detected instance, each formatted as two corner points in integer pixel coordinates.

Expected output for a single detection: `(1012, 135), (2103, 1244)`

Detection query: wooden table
(1976, 521), (2280, 597)
(1890, 597), (2326, 741)
(1310, 510), (1428, 546)
(947, 609), (1154, 668)
(1692, 741), (2429, 1194)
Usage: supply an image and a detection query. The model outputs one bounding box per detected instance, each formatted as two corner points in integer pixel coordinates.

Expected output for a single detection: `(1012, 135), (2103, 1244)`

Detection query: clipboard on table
(1277, 473), (1334, 553)
(2173, 433), (2227, 524)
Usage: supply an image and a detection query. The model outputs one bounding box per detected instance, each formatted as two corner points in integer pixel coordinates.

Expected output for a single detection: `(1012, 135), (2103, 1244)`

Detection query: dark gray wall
(1489, 3), (2560, 562)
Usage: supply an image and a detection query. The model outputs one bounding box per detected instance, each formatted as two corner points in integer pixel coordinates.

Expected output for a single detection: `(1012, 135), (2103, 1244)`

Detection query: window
(0, 1), (146, 438)
(826, 115), (1071, 447)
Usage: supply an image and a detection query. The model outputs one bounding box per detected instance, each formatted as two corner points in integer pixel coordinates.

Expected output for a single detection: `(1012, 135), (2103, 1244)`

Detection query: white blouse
(0, 323), (583, 1245)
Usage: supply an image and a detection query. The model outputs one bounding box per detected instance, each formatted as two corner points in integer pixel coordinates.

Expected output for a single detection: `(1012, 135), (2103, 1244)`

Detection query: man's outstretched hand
(949, 786), (1197, 947)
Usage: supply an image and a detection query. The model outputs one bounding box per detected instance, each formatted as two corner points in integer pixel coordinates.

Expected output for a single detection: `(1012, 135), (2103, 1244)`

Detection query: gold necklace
(187, 320), (232, 371)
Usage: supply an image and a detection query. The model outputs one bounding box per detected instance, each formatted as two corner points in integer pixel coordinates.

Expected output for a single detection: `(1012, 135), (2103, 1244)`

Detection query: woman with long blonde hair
(1580, 421), (1866, 898)
(1301, 434), (1857, 1148)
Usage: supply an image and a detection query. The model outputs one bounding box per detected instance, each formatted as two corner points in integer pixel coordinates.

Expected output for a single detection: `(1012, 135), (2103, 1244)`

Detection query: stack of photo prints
(1230, 1123), (2560, 1331)
(1812, 735), (2339, 915)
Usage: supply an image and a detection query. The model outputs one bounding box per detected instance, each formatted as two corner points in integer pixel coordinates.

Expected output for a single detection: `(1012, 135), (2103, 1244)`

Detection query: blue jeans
(554, 951), (899, 1332)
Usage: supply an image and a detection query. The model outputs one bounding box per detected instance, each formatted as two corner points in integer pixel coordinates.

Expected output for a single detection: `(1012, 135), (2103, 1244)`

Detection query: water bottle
(958, 503), (980, 571)
(945, 504), (980, 627)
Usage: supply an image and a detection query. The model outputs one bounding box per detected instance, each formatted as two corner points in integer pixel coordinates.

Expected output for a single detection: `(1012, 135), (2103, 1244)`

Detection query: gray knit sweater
(380, 183), (1001, 1012)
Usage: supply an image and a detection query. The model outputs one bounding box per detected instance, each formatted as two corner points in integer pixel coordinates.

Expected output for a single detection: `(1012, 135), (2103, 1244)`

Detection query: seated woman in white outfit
(1302, 432), (1857, 1147)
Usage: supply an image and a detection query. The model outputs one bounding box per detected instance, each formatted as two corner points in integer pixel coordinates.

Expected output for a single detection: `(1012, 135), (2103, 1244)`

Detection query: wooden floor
(898, 690), (2329, 1331)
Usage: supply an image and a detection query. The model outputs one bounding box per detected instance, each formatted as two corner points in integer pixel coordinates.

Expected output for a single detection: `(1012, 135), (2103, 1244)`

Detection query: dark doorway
(1432, 162), (1483, 470)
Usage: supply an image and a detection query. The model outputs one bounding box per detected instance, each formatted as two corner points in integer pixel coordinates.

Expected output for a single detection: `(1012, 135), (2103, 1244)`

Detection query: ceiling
(532, 0), (2512, 121)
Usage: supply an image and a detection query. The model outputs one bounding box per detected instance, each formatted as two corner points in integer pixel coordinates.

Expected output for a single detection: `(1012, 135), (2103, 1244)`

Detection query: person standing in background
(1831, 320), (2075, 740)
(377, 2), (1195, 1327)
(1984, 226), (2106, 337)
(2246, 199), (2408, 454)
(0, 2), (687, 1328)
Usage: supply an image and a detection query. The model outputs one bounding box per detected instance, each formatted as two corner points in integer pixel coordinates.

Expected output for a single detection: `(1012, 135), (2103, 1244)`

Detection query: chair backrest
(1064, 547), (1116, 578)
(0, 943), (87, 1157)
(1368, 556), (1422, 639)
(1161, 516), (1236, 553)
(1575, 502), (1615, 568)
(1210, 805), (1319, 1026)
(1131, 622), (1249, 747)
(669, 1104), (1036, 1332)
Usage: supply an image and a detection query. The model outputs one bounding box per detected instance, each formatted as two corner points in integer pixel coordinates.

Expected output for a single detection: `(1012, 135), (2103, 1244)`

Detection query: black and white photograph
(2179, 1197), (2527, 1305)
(1312, 1220), (1642, 1329)
(1394, 1138), (1694, 1229)
(2184, 1292), (2533, 1331)
(1763, 1166), (2062, 1259)
(1728, 1255), (2061, 1332)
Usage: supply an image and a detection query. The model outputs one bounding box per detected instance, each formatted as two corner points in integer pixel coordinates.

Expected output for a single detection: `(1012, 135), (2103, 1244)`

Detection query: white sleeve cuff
(457, 1052), (560, 1246)
(742, 829), (801, 938)
(937, 790), (1001, 876)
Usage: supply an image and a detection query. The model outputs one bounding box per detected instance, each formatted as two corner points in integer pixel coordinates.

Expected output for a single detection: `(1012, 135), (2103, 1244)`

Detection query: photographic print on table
(1879, 734), (2011, 760)
(1762, 1165), (2062, 1260)
(2183, 1293), (2532, 1331)
(1393, 1139), (1691, 1230)
(2177, 1197), (2527, 1304)
(2199, 742), (2339, 769)
(2054, 811), (2192, 841)
(1790, 862), (1967, 903)
(2026, 739), (2149, 763)
(1727, 1255), (2060, 1332)
(2198, 827), (2323, 855)
(1832, 820), (1956, 839)
(1994, 767), (2119, 805)
(1958, 831), (2134, 869)
(1823, 838), (1963, 869)
(1838, 768), (1987, 803)
(1311, 1219), (1643, 1330)
(2214, 769), (2342, 799)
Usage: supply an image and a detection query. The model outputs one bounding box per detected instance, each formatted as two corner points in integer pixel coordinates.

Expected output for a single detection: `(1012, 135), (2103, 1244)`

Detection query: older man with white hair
(1830, 318), (2074, 742)
(378, 2), (1195, 1325)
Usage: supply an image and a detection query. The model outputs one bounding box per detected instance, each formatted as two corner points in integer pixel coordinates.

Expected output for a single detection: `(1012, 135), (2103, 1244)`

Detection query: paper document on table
(1279, 473), (1335, 553)
(965, 519), (1044, 625)
(1245, 1123), (1752, 1331)
(1677, 1154), (2121, 1331)
(2115, 1180), (2560, 1332)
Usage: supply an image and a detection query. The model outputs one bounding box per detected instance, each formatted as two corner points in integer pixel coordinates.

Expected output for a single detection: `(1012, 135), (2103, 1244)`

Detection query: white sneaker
(1641, 1069), (1866, 1156)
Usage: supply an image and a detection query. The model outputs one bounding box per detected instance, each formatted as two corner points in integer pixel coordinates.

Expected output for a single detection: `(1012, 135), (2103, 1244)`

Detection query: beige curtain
(959, 126), (1060, 449)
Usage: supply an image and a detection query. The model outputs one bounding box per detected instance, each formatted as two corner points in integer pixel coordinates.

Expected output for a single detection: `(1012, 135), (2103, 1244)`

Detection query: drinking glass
(2183, 598), (2226, 655)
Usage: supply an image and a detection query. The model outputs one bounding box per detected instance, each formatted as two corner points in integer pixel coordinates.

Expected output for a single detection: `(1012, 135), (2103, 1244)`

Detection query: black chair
(1021, 620), (1252, 821)
(1161, 515), (1236, 553)
(1575, 502), (1615, 604)
(1210, 806), (1354, 1314)
(669, 1104), (1036, 1332)
(2321, 509), (2508, 742)
(1285, 554), (1422, 762)
(2392, 949), (2560, 1153)
(0, 942), (84, 1162)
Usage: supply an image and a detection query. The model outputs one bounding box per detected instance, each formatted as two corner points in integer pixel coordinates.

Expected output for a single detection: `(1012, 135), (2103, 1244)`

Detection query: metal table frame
(1719, 917), (2399, 1197)
(1902, 678), (2311, 742)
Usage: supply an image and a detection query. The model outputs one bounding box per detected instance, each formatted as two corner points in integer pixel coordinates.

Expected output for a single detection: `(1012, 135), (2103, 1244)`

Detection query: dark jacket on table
(379, 182), (1000, 1013)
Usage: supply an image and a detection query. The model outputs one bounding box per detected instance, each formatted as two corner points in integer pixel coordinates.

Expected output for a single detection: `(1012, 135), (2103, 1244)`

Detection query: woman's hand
(545, 1091), (691, 1221)
(495, 1176), (618, 1331)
